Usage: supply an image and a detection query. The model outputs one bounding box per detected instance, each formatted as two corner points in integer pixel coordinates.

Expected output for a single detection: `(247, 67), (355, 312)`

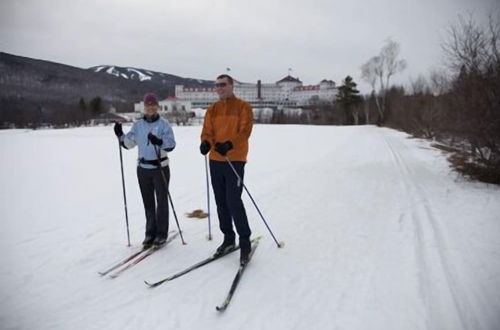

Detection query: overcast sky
(1, 0), (498, 93)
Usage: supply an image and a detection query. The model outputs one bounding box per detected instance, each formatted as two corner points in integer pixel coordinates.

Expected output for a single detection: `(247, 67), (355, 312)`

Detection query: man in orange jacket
(199, 74), (254, 265)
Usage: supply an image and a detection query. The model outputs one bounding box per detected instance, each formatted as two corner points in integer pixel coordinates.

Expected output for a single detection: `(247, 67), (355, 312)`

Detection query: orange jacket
(201, 95), (253, 162)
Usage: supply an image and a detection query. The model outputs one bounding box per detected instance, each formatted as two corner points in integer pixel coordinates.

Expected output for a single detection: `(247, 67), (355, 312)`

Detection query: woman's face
(144, 104), (159, 116)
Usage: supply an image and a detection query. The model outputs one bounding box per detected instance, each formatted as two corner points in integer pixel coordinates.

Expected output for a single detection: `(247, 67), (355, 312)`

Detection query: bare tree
(428, 69), (451, 95)
(409, 75), (429, 95)
(363, 96), (370, 124)
(361, 39), (407, 124)
(442, 14), (490, 73)
(360, 57), (382, 121)
(441, 12), (500, 182)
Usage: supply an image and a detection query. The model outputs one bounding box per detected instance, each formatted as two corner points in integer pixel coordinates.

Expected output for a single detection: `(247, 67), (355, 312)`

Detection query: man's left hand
(215, 141), (233, 156)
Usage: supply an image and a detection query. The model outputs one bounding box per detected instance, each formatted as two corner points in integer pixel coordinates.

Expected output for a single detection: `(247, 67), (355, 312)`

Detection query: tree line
(0, 96), (133, 128)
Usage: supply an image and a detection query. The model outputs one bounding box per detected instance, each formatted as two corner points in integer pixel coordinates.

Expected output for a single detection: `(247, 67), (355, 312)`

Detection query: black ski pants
(210, 160), (251, 245)
(137, 166), (170, 240)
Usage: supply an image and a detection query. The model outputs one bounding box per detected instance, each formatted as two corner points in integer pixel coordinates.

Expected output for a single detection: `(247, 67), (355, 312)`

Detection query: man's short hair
(216, 74), (234, 85)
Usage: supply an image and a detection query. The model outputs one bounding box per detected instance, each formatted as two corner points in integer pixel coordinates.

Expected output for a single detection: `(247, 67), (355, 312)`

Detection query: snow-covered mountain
(89, 65), (212, 86)
(0, 52), (214, 117)
(92, 65), (155, 81)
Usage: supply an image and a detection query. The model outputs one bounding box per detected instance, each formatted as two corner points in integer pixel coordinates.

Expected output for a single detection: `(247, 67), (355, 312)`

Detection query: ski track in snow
(0, 125), (499, 330)
(383, 131), (472, 329)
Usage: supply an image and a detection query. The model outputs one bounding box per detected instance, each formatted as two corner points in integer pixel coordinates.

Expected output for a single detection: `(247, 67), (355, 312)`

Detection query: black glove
(114, 122), (123, 137)
(148, 132), (163, 146)
(199, 140), (211, 155)
(215, 141), (233, 156)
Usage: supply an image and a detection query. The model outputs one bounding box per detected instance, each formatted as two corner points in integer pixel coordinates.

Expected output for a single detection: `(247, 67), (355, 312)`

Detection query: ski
(98, 230), (176, 276)
(98, 248), (150, 276)
(216, 237), (261, 312)
(144, 245), (239, 288)
(108, 231), (180, 279)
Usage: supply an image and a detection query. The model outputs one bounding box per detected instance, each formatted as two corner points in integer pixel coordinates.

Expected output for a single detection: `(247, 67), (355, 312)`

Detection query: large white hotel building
(134, 76), (337, 113)
(176, 75), (336, 109)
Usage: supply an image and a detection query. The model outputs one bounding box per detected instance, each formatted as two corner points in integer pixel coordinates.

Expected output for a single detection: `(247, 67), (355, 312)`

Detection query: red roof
(276, 75), (302, 84)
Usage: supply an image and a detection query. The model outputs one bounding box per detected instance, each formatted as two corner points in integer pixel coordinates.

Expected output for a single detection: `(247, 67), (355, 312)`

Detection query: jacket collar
(220, 94), (237, 102)
(143, 113), (160, 122)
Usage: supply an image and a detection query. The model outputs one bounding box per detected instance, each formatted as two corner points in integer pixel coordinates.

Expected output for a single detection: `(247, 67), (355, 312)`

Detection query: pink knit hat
(143, 92), (159, 105)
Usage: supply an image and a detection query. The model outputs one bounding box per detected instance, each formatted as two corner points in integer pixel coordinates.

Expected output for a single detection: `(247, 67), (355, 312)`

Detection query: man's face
(144, 104), (159, 116)
(215, 77), (234, 100)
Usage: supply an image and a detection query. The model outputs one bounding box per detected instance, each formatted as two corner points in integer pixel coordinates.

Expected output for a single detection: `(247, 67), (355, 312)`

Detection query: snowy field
(0, 124), (499, 330)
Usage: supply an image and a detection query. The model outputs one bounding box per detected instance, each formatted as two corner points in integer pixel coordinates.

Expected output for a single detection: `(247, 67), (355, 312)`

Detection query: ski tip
(215, 305), (226, 312)
(145, 280), (164, 288)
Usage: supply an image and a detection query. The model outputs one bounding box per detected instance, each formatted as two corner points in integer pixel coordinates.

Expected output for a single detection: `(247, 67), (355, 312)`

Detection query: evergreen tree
(336, 76), (362, 125)
(78, 97), (88, 125)
(89, 96), (103, 117)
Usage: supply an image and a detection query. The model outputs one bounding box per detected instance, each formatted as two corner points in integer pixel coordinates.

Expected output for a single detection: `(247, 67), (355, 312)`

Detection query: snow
(92, 66), (152, 81)
(127, 68), (152, 82)
(106, 66), (121, 77)
(0, 125), (499, 330)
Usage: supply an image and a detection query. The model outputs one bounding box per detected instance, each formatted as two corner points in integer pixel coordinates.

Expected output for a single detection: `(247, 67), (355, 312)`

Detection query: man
(114, 92), (176, 248)
(199, 74), (254, 265)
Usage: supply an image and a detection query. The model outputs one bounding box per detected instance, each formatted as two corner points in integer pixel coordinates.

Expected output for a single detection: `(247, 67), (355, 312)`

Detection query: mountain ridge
(0, 52), (212, 115)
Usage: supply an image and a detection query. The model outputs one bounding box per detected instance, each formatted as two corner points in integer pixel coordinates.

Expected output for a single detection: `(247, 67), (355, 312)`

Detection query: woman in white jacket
(114, 92), (176, 248)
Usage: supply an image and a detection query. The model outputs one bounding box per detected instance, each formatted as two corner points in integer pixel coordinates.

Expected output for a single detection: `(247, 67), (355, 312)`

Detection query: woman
(114, 92), (176, 248)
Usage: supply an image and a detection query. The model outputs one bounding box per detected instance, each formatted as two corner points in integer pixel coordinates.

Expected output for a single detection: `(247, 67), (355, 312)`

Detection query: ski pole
(205, 155), (212, 240)
(153, 145), (186, 245)
(224, 156), (283, 248)
(117, 139), (131, 247)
